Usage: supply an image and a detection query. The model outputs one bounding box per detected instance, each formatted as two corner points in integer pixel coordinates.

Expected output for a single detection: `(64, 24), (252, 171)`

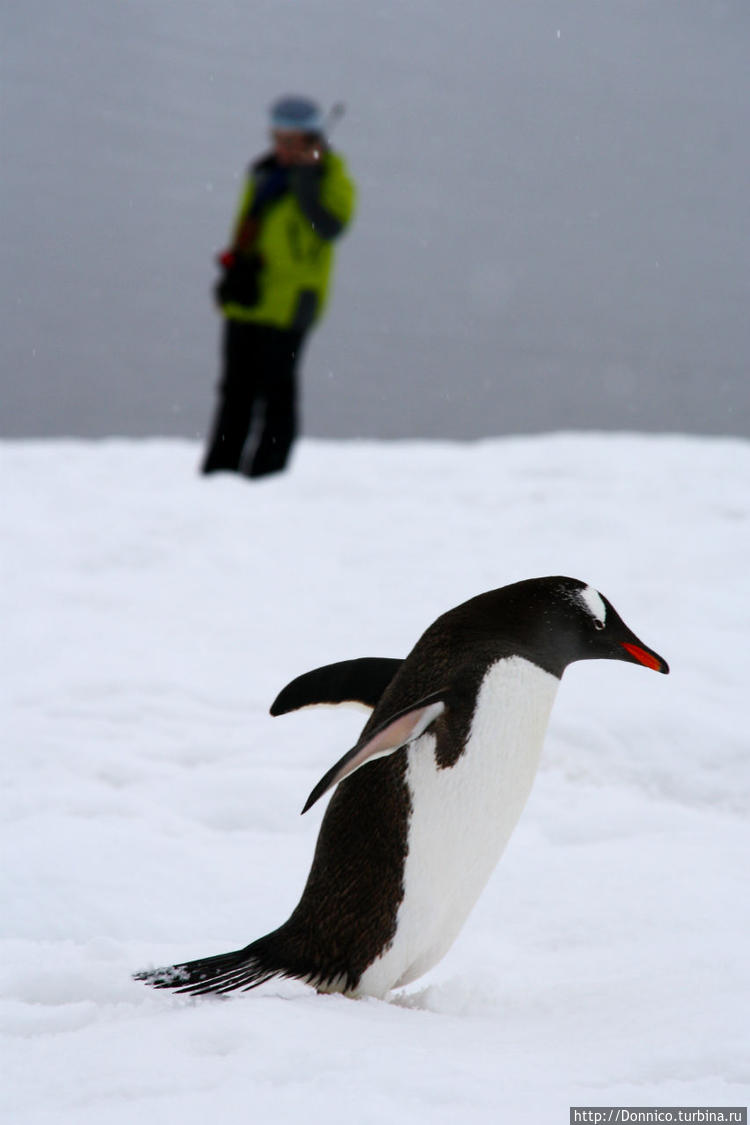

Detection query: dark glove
(250, 165), (290, 215)
(214, 252), (262, 308)
(289, 165), (343, 240)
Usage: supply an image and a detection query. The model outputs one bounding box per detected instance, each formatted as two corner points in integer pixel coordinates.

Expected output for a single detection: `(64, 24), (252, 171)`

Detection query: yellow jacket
(221, 149), (356, 330)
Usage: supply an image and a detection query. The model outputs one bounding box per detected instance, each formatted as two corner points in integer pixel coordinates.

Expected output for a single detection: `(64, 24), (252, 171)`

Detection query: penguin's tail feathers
(134, 932), (308, 997)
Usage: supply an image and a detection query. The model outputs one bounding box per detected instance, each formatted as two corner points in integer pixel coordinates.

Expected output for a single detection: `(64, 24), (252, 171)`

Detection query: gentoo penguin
(136, 576), (668, 999)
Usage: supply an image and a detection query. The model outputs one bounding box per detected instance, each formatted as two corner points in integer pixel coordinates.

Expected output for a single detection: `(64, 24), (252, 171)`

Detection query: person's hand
(294, 139), (323, 165)
(273, 130), (324, 167)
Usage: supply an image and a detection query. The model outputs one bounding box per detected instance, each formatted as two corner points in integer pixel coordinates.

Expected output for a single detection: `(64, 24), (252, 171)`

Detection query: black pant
(202, 320), (306, 478)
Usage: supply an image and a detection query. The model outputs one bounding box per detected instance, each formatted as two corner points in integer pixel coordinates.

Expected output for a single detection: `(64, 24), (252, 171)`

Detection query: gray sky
(2, 0), (749, 440)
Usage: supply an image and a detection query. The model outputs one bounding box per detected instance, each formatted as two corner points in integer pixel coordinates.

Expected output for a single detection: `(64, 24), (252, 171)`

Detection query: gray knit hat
(269, 95), (324, 134)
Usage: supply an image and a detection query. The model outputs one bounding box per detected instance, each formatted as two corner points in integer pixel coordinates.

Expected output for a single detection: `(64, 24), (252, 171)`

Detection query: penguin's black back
(138, 754), (413, 994)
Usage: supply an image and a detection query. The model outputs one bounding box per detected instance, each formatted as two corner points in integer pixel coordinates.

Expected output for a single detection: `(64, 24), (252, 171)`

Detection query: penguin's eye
(593, 619), (605, 631)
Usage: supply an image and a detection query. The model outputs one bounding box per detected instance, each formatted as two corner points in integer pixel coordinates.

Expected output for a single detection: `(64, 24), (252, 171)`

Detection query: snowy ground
(2, 435), (749, 1124)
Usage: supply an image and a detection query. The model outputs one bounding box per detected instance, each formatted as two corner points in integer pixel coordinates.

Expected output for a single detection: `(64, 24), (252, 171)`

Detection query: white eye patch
(578, 585), (607, 627)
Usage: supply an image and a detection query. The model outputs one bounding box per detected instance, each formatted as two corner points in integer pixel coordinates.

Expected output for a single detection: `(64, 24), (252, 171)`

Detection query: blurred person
(202, 95), (356, 478)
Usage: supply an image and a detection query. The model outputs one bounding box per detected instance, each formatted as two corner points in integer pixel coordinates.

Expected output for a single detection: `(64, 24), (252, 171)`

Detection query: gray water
(3, 1), (748, 441)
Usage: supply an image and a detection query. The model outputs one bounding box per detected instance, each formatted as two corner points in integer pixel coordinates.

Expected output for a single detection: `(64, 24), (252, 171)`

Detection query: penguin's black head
(450, 576), (669, 679)
(508, 576), (670, 678)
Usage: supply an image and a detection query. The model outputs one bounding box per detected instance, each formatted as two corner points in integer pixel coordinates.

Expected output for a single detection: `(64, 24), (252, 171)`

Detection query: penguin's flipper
(270, 657), (403, 716)
(301, 690), (447, 813)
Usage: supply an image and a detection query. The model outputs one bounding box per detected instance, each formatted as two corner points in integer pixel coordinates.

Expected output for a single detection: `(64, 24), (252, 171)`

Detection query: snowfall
(2, 433), (749, 1124)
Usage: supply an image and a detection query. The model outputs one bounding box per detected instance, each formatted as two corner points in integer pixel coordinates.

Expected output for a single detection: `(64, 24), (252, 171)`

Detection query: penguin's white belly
(356, 656), (558, 998)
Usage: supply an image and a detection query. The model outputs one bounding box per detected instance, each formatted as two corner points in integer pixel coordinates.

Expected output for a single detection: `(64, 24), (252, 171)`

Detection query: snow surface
(2, 435), (749, 1123)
